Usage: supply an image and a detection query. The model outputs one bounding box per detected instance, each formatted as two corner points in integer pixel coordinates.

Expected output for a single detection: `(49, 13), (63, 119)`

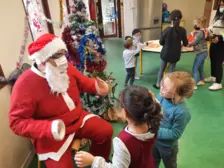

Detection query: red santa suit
(9, 34), (113, 168)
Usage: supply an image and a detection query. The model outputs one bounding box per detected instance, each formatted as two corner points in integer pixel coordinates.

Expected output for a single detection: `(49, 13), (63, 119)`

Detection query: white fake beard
(45, 62), (69, 94)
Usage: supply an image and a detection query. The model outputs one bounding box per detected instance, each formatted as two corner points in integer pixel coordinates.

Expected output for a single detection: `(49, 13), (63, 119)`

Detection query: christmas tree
(62, 0), (119, 121)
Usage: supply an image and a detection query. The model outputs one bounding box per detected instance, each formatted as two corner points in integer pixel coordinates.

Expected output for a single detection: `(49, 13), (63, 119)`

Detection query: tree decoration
(62, 0), (119, 120)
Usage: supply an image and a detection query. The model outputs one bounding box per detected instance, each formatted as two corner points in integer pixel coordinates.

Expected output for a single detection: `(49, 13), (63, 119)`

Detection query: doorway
(97, 0), (122, 38)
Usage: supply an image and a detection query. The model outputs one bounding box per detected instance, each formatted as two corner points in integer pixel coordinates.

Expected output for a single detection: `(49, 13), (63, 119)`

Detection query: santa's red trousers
(44, 116), (113, 168)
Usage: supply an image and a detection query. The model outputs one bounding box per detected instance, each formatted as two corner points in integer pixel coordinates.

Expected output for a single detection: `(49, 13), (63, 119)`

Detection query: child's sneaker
(204, 76), (216, 83)
(135, 76), (140, 80)
(197, 81), (205, 86)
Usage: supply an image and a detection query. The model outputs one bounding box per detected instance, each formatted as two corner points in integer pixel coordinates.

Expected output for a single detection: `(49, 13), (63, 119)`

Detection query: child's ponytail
(143, 96), (163, 133)
(170, 9), (182, 37)
(119, 86), (163, 133)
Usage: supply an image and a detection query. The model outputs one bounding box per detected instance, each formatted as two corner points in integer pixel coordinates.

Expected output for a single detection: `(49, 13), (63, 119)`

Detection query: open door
(97, 0), (122, 38)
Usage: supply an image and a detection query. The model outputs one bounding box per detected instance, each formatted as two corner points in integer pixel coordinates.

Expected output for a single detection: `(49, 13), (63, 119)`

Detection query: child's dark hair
(119, 86), (163, 133)
(170, 9), (182, 37)
(132, 29), (141, 36)
(214, 0), (224, 21)
(124, 38), (133, 49)
(125, 36), (132, 40)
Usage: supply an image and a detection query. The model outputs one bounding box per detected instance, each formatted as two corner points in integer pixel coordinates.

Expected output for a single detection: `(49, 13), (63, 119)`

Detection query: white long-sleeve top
(208, 17), (224, 37)
(91, 127), (155, 168)
(123, 43), (142, 68)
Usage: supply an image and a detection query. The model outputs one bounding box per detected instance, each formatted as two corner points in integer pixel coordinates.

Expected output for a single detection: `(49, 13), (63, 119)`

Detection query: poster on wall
(23, 0), (49, 40)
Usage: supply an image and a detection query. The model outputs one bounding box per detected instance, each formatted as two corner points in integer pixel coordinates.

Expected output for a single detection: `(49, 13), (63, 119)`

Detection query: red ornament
(72, 7), (76, 13)
(62, 27), (79, 66)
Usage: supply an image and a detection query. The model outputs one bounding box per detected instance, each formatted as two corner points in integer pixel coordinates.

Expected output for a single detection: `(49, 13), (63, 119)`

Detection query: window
(22, 0), (54, 40)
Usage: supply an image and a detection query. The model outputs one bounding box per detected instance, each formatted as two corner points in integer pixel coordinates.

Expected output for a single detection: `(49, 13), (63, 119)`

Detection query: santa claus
(9, 33), (113, 167)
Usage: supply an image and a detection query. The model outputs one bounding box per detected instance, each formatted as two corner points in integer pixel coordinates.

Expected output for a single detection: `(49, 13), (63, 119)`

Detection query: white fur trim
(31, 64), (45, 78)
(37, 114), (98, 161)
(30, 38), (67, 64)
(95, 81), (100, 94)
(38, 133), (75, 161)
(51, 120), (66, 141)
(80, 114), (98, 128)
(62, 92), (76, 111)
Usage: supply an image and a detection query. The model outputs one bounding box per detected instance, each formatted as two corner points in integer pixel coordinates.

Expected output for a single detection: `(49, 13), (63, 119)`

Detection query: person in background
(188, 16), (208, 90)
(162, 3), (170, 23)
(204, 0), (224, 90)
(132, 29), (144, 80)
(75, 85), (163, 168)
(153, 9), (188, 89)
(153, 72), (194, 168)
(123, 37), (142, 86)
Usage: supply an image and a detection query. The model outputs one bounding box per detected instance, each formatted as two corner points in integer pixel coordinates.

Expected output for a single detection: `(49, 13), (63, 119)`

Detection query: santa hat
(28, 33), (67, 64)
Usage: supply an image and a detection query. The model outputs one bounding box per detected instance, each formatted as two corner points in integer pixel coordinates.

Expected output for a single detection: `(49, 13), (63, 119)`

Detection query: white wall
(123, 0), (138, 37)
(123, 0), (206, 36)
(0, 0), (32, 167)
(164, 0), (206, 34)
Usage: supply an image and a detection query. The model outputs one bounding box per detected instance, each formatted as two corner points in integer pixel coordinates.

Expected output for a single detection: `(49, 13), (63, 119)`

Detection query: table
(139, 40), (194, 74)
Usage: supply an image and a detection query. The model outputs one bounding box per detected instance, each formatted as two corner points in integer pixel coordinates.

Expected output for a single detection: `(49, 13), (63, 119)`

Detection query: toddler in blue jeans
(188, 16), (208, 89)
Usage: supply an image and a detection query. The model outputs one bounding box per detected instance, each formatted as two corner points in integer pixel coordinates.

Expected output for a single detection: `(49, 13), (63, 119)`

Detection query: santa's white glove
(51, 120), (65, 141)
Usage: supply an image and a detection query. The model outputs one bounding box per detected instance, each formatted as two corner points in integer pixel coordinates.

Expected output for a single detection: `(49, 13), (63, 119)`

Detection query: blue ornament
(79, 24), (86, 31)
(162, 11), (170, 23)
(77, 33), (106, 71)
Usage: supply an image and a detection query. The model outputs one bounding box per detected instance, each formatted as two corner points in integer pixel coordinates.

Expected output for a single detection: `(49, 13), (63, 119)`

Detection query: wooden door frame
(117, 0), (122, 38)
(66, 0), (71, 14)
(41, 0), (54, 34)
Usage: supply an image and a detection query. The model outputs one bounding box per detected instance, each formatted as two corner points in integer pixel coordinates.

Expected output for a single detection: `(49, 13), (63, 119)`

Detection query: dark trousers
(156, 60), (176, 86)
(153, 145), (179, 168)
(125, 67), (135, 85)
(210, 42), (224, 83)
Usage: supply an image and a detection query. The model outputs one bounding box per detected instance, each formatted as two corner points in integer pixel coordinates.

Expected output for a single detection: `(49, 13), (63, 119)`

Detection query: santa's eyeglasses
(50, 51), (67, 59)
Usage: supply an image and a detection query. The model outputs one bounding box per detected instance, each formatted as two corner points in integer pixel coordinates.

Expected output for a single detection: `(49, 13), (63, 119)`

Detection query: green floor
(29, 38), (224, 168)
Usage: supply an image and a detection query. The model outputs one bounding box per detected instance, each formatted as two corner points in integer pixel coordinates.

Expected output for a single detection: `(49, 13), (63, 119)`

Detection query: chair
(37, 139), (81, 168)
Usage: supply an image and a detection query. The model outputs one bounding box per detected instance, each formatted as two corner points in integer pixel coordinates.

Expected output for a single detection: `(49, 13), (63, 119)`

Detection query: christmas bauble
(72, 8), (76, 13)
